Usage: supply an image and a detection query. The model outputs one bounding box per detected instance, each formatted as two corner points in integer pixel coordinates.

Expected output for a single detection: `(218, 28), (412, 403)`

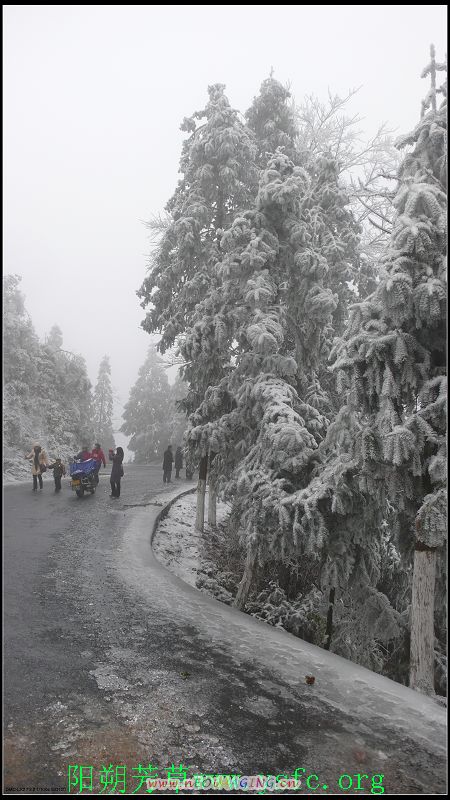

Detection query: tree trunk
(196, 456), (208, 533)
(410, 545), (436, 695)
(324, 587), (335, 651)
(208, 451), (217, 527)
(234, 548), (257, 610)
(208, 485), (217, 527)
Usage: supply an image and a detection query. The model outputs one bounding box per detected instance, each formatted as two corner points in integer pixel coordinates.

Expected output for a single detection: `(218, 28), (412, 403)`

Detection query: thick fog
(3, 4), (446, 444)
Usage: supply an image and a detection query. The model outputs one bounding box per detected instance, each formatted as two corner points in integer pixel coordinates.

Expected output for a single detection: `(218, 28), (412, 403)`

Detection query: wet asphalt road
(4, 466), (186, 793)
(3, 466), (447, 795)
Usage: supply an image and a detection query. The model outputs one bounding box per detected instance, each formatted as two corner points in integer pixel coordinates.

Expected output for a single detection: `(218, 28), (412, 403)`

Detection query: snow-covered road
(4, 467), (446, 794)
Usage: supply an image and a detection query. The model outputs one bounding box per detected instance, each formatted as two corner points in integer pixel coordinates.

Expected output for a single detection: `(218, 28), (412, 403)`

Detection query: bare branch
(367, 217), (392, 234)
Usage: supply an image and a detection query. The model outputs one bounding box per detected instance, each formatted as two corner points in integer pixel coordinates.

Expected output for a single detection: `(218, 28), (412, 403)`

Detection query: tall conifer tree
(332, 47), (447, 694)
(121, 347), (173, 463)
(93, 355), (115, 449)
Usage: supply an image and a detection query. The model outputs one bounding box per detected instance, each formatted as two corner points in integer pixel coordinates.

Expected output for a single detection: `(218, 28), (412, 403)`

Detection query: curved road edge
(119, 488), (446, 762)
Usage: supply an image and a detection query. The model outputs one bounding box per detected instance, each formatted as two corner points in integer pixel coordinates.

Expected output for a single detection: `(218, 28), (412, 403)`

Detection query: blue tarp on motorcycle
(70, 459), (97, 476)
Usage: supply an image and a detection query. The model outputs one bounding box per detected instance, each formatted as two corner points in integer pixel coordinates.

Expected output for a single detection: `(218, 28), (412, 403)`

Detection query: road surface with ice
(4, 465), (447, 795)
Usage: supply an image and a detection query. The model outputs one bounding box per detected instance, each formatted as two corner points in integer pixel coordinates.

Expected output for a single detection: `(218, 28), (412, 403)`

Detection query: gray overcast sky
(3, 4), (447, 440)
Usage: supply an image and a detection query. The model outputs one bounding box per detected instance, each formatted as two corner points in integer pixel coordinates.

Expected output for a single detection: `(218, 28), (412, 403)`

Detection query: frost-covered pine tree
(138, 84), (257, 522)
(187, 136), (406, 670)
(179, 79), (302, 524)
(46, 348), (94, 453)
(188, 150), (339, 606)
(180, 78), (300, 409)
(68, 355), (94, 448)
(245, 75), (299, 168)
(3, 275), (95, 471)
(169, 370), (189, 450)
(138, 83), (257, 377)
(93, 355), (115, 449)
(331, 47), (447, 694)
(3, 275), (40, 470)
(287, 153), (361, 417)
(121, 346), (174, 463)
(47, 324), (63, 351)
(284, 402), (405, 666)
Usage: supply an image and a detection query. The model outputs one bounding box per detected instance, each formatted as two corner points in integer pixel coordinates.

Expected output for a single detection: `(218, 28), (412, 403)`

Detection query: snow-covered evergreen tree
(134, 68), (445, 690)
(187, 150), (342, 604)
(286, 153), (361, 417)
(93, 355), (115, 449)
(331, 47), (447, 694)
(138, 83), (257, 381)
(121, 346), (174, 463)
(169, 370), (189, 449)
(38, 345), (94, 455)
(47, 324), (63, 351)
(3, 275), (94, 474)
(245, 75), (299, 168)
(138, 83), (260, 529)
(178, 79), (302, 437)
(246, 80), (361, 410)
(185, 137), (403, 671)
(283, 404), (404, 665)
(3, 275), (40, 471)
(67, 354), (94, 449)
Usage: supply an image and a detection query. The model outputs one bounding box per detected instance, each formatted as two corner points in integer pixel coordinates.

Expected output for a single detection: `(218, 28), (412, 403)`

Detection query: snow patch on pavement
(89, 664), (130, 692)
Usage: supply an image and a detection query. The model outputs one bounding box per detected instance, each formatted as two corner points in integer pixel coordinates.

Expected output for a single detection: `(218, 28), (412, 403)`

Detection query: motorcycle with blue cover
(70, 458), (97, 498)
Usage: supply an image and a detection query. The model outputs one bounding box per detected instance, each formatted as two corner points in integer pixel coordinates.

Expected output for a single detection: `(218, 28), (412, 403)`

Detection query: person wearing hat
(25, 441), (49, 491)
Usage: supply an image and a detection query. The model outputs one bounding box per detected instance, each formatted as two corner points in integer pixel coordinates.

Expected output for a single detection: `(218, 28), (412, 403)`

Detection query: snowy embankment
(153, 490), (234, 603)
(153, 491), (447, 706)
(3, 446), (68, 486)
(3, 443), (80, 485)
(3, 447), (32, 484)
(128, 490), (447, 794)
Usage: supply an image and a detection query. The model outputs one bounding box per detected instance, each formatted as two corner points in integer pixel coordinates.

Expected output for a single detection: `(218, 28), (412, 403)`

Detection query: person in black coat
(110, 447), (124, 498)
(48, 458), (66, 492)
(163, 445), (173, 483)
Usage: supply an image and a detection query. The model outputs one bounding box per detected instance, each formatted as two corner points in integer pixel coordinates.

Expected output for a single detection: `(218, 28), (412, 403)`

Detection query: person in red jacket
(76, 446), (92, 461)
(91, 442), (106, 485)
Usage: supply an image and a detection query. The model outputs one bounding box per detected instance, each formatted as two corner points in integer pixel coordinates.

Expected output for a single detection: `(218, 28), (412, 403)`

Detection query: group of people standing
(162, 445), (184, 483)
(75, 443), (105, 482)
(26, 441), (190, 494)
(74, 443), (124, 497)
(25, 441), (124, 497)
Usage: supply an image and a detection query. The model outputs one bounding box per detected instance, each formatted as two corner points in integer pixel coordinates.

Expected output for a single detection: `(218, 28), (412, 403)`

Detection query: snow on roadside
(3, 443), (75, 485)
(153, 491), (448, 711)
(153, 491), (231, 600)
(3, 473), (30, 485)
(3, 448), (31, 484)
